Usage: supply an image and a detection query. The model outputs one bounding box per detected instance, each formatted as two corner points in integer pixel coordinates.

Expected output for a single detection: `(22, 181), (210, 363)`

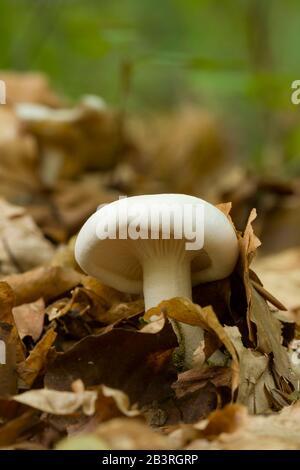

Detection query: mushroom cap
(15, 95), (106, 124)
(75, 194), (239, 293)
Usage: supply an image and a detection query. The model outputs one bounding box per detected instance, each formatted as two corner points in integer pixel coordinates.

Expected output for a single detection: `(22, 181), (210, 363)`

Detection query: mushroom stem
(142, 254), (203, 368)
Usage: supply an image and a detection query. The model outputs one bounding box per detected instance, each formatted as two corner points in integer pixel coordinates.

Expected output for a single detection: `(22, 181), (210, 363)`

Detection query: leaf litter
(0, 72), (300, 450)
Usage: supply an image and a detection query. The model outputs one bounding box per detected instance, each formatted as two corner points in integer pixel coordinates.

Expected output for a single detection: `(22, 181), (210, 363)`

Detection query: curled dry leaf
(100, 385), (140, 417)
(224, 326), (277, 413)
(249, 285), (295, 385)
(3, 266), (82, 305)
(173, 366), (232, 399)
(13, 388), (98, 416)
(13, 298), (45, 341)
(186, 402), (300, 450)
(17, 328), (57, 388)
(201, 403), (248, 438)
(100, 300), (144, 324)
(0, 199), (54, 275)
(81, 276), (129, 304)
(46, 275), (138, 325)
(46, 384), (140, 439)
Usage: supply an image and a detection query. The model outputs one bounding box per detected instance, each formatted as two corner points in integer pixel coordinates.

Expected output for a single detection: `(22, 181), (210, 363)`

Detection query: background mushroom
(75, 194), (239, 368)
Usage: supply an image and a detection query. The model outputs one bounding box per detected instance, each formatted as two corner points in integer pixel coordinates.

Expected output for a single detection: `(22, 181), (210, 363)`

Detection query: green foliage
(1, 0), (300, 172)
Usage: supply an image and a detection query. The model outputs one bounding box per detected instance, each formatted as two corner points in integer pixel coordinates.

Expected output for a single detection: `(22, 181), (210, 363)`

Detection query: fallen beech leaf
(187, 402), (300, 450)
(0, 199), (54, 274)
(14, 388), (98, 416)
(249, 285), (296, 386)
(237, 209), (262, 341)
(45, 319), (177, 406)
(3, 266), (81, 305)
(13, 298), (45, 341)
(225, 326), (276, 413)
(201, 403), (248, 438)
(216, 202), (233, 217)
(235, 210), (297, 399)
(239, 208), (262, 267)
(173, 366), (232, 399)
(101, 385), (140, 417)
(101, 300), (144, 324)
(45, 289), (92, 322)
(17, 328), (57, 388)
(45, 275), (134, 324)
(48, 384), (140, 438)
(81, 276), (129, 305)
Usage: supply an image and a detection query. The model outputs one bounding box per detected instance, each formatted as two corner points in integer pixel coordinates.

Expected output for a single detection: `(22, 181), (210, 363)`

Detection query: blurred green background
(1, 0), (300, 173)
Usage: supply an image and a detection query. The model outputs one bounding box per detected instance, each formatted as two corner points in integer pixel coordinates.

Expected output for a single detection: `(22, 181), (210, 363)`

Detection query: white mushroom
(75, 194), (239, 368)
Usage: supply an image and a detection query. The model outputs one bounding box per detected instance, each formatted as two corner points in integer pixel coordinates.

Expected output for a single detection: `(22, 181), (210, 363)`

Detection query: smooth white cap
(75, 194), (239, 293)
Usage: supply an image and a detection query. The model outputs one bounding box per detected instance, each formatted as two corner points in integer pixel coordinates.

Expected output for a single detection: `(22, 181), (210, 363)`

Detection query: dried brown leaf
(14, 388), (98, 416)
(13, 298), (45, 341)
(17, 328), (57, 388)
(0, 199), (54, 275)
(173, 366), (232, 399)
(45, 319), (177, 407)
(225, 326), (276, 413)
(249, 285), (296, 386)
(3, 266), (81, 305)
(187, 402), (300, 450)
